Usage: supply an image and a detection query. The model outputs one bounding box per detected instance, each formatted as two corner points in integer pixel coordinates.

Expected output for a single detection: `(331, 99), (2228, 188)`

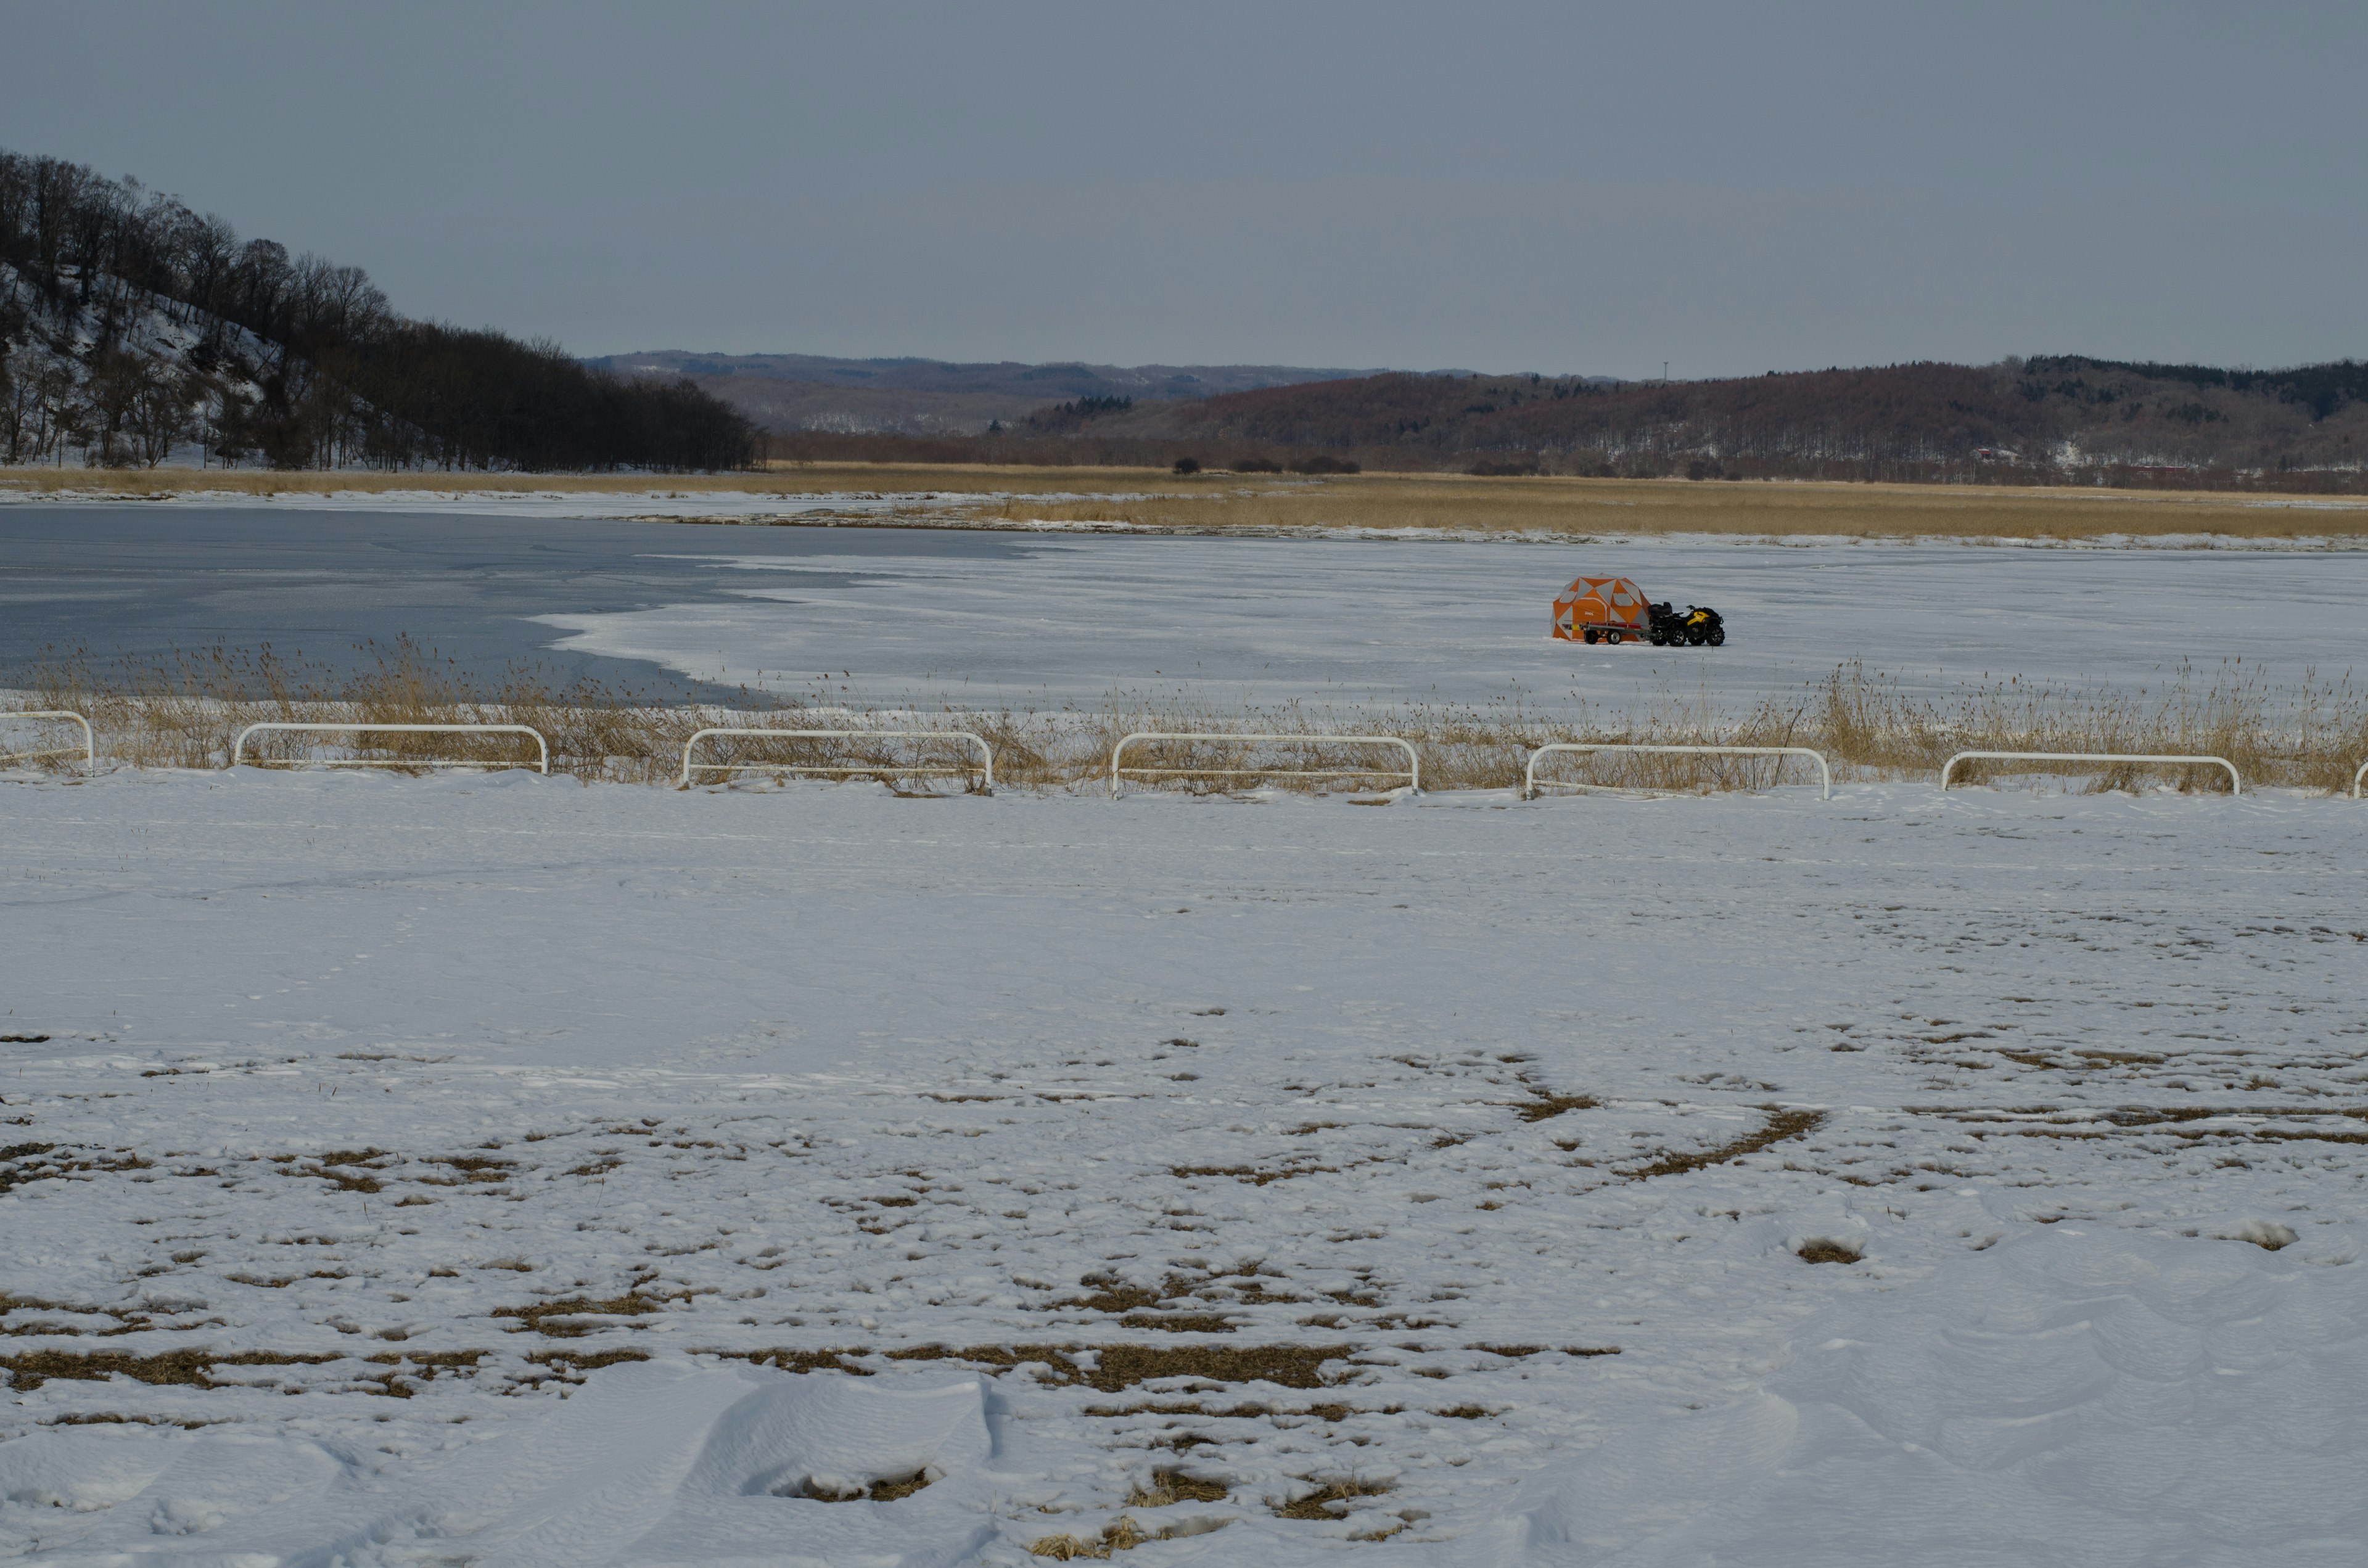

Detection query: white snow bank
(1502, 1226), (2367, 1566)
(14, 1229), (2355, 1565)
(2, 770), (2362, 1563)
(2, 1363), (995, 1567)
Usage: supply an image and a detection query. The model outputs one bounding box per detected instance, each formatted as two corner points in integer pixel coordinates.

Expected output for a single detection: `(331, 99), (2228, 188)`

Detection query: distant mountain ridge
(587, 351), (1407, 437)
(1046, 358), (2368, 488)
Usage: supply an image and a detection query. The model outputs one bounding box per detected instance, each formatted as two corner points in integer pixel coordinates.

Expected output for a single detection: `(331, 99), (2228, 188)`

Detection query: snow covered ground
(3, 766), (2364, 1564)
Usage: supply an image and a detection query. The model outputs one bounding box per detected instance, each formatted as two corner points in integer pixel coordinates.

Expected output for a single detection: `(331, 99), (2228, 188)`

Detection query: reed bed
(956, 472), (2368, 541)
(7, 647), (2366, 797)
(10, 463), (2366, 538)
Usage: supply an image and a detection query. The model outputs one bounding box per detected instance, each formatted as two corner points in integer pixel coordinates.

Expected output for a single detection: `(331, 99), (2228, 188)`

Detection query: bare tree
(128, 363), (189, 466)
(35, 364), (84, 465)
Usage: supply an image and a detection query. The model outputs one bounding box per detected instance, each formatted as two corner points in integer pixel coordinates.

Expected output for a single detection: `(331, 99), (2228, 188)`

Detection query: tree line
(0, 148), (752, 470)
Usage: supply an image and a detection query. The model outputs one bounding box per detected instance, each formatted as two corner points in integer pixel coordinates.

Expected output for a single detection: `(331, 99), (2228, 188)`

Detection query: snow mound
(1496, 1227), (2368, 1566)
(7, 1362), (995, 1567)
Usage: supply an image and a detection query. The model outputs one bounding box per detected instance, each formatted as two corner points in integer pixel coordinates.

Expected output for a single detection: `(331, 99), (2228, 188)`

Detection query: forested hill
(0, 149), (752, 470)
(585, 350), (1391, 439)
(1041, 358), (2368, 490)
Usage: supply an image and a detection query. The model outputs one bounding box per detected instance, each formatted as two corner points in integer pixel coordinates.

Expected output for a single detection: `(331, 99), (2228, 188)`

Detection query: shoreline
(4, 463), (2367, 546)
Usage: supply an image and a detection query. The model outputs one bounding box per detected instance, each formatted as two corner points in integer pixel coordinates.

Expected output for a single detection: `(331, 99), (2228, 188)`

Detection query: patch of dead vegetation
(417, 1153), (516, 1188)
(1170, 1164), (1334, 1185)
(490, 1288), (673, 1337)
(0, 1141), (153, 1195)
(807, 1471), (934, 1502)
(1127, 1470), (1230, 1506)
(1119, 1312), (1237, 1335)
(1, 1347), (337, 1390)
(1027, 1515), (1228, 1559)
(1275, 1477), (1395, 1520)
(875, 1342), (1353, 1392)
(1062, 1278), (1165, 1314)
(1797, 1240), (1864, 1265)
(356, 1348), (491, 1397)
(1515, 1091), (1599, 1122)
(1624, 1108), (1825, 1180)
(714, 1347), (878, 1376)
(522, 1348), (652, 1379)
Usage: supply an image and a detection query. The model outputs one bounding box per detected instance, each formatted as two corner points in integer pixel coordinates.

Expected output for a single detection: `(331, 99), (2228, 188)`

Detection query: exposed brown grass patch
(491, 1289), (672, 1337)
(522, 1348), (652, 1375)
(716, 1347), (877, 1376)
(1170, 1164), (1333, 1186)
(1796, 1240), (1864, 1265)
(1626, 1108), (1825, 1180)
(1275, 1477), (1395, 1520)
(878, 1342), (1352, 1392)
(1120, 1313), (1237, 1335)
(1, 1348), (336, 1390)
(1515, 1091), (1598, 1123)
(807, 1470), (934, 1502)
(1127, 1471), (1230, 1507)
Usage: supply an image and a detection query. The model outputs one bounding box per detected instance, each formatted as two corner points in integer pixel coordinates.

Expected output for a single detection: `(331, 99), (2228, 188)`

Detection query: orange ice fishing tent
(1552, 575), (1649, 643)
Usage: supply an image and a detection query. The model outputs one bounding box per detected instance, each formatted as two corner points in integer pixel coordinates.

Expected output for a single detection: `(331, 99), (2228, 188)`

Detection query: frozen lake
(4, 503), (2363, 713)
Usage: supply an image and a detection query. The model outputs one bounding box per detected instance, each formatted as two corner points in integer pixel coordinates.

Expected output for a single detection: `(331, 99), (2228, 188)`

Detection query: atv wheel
(1685, 629), (1705, 646)
(1708, 626), (1725, 646)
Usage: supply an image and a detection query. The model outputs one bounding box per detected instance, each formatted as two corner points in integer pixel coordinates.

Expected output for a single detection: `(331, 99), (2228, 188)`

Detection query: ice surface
(533, 533), (2368, 710)
(2, 767), (2362, 1562)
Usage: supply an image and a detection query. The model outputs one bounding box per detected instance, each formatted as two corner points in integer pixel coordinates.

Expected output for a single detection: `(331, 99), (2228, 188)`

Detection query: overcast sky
(2, 1), (2361, 377)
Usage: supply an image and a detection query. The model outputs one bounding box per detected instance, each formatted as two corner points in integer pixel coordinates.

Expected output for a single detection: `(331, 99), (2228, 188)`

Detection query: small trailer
(1552, 577), (1727, 647)
(1551, 575), (1650, 644)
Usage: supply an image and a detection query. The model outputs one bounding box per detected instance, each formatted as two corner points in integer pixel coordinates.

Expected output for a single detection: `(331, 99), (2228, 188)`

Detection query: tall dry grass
(9, 650), (2366, 796)
(959, 472), (2368, 542)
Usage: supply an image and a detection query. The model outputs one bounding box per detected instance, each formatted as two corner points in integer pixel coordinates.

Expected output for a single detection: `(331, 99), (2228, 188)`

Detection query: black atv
(1646, 601), (1725, 647)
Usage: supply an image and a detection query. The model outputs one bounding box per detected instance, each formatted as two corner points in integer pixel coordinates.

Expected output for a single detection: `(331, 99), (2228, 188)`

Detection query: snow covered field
(4, 767), (2364, 1564)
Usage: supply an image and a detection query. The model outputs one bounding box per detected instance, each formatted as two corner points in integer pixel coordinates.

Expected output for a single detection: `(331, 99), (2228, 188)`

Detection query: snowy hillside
(0, 260), (269, 469)
(2, 768), (2362, 1563)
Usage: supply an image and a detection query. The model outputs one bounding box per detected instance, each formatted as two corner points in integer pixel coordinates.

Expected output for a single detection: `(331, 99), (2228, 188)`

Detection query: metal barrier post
(1108, 733), (1420, 799)
(681, 728), (994, 792)
(1, 710), (95, 770)
(231, 722), (549, 774)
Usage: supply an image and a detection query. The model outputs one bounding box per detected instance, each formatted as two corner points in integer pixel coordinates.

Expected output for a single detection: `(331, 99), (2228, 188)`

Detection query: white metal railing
(1939, 750), (2240, 795)
(1, 710), (95, 770)
(1524, 743), (1832, 801)
(1109, 732), (1420, 799)
(680, 728), (993, 791)
(232, 722), (550, 774)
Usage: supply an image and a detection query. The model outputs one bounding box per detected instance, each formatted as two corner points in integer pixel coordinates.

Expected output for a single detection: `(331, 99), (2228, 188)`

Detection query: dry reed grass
(956, 471), (2368, 541)
(9, 462), (2366, 538)
(10, 650), (2366, 796)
